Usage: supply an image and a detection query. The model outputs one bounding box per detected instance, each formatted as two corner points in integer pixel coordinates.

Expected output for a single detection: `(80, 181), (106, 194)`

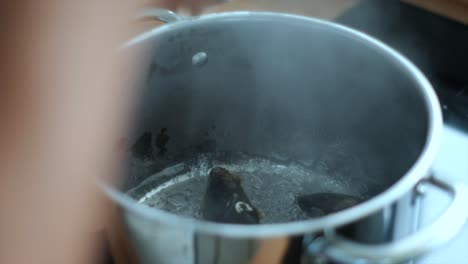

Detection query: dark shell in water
(202, 167), (261, 224)
(296, 193), (361, 217)
(131, 132), (153, 160)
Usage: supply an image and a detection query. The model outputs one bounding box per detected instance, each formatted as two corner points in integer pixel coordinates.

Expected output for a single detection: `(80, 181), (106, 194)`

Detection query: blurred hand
(0, 1), (152, 263)
(0, 0), (228, 263)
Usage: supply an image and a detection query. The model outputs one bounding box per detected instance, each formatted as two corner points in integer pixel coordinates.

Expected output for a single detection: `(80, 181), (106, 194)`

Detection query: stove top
(337, 0), (468, 129)
(337, 1), (468, 263)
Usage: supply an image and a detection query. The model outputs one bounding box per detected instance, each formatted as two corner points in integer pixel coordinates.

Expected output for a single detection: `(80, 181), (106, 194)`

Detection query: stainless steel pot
(102, 10), (468, 264)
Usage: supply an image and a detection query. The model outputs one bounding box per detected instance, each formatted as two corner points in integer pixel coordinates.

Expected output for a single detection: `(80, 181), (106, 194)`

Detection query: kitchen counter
(206, 0), (468, 24)
(206, 0), (358, 20)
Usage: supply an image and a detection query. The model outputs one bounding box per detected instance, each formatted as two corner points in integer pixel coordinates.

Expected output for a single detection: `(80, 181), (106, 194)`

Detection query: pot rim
(102, 11), (443, 238)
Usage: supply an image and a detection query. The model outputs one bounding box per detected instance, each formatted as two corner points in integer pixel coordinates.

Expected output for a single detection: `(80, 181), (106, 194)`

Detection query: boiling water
(134, 153), (365, 224)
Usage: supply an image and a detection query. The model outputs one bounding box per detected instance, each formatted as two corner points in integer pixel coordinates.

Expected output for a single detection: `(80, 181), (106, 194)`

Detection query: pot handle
(315, 176), (468, 264)
(137, 8), (184, 23)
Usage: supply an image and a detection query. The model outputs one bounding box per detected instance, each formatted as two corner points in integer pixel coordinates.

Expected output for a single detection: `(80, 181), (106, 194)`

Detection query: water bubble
(134, 152), (364, 224)
(192, 51), (208, 67)
(167, 193), (186, 207)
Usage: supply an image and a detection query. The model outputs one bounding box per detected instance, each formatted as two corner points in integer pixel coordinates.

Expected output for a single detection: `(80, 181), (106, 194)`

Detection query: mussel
(202, 167), (261, 224)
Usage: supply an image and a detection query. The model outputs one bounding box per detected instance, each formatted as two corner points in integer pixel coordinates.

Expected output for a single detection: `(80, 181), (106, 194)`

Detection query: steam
(130, 10), (429, 192)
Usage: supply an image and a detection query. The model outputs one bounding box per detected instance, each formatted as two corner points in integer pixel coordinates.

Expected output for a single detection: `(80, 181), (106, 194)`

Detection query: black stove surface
(337, 2), (468, 263)
(336, 0), (468, 131)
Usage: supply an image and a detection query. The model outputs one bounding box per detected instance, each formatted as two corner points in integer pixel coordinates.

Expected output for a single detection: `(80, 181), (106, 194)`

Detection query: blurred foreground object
(0, 0), (145, 263)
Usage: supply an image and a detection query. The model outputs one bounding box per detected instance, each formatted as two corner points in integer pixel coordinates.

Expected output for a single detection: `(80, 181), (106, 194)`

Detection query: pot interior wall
(125, 16), (429, 200)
